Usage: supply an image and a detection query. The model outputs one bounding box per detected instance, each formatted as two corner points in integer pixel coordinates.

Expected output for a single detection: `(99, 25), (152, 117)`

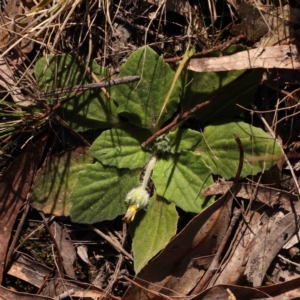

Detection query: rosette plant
(33, 46), (281, 273)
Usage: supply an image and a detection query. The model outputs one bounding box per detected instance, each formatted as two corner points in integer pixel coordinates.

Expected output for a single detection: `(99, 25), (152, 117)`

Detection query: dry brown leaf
(202, 181), (300, 288)
(209, 202), (269, 286)
(49, 221), (76, 279)
(244, 212), (298, 286)
(203, 181), (300, 215)
(187, 45), (300, 72)
(190, 284), (271, 300)
(191, 279), (300, 300)
(123, 194), (233, 299)
(0, 136), (46, 283)
(258, 277), (300, 300)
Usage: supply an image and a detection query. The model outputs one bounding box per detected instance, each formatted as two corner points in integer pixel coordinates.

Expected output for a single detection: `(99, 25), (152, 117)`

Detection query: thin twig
(89, 225), (133, 261)
(36, 265), (56, 295)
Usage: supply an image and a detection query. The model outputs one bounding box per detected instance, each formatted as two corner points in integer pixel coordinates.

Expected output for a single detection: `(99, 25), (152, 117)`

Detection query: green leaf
(35, 55), (119, 131)
(153, 151), (214, 212)
(111, 46), (180, 132)
(167, 128), (202, 153)
(90, 125), (151, 169)
(129, 194), (178, 274)
(180, 69), (263, 122)
(70, 162), (142, 223)
(30, 147), (92, 216)
(195, 121), (281, 178)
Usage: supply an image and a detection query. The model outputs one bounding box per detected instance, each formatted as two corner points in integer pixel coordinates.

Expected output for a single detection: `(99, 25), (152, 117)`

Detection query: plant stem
(141, 156), (157, 190)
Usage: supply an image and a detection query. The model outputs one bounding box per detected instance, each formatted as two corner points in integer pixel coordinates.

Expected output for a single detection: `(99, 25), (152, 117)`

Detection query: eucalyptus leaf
(35, 55), (119, 131)
(111, 46), (180, 132)
(167, 128), (202, 153)
(195, 121), (281, 178)
(153, 151), (214, 213)
(90, 125), (151, 169)
(70, 162), (142, 223)
(129, 194), (178, 274)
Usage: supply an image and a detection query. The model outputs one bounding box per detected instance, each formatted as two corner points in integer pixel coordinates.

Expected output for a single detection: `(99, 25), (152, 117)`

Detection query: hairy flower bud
(125, 186), (150, 208)
(123, 156), (156, 223)
(123, 187), (150, 223)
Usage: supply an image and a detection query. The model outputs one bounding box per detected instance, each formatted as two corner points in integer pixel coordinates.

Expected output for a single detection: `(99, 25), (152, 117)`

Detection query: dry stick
(40, 76), (141, 96)
(67, 45), (112, 100)
(192, 134), (244, 294)
(141, 70), (252, 148)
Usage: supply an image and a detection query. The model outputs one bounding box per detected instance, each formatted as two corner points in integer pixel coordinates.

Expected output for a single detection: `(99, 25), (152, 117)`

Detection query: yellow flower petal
(122, 204), (138, 223)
